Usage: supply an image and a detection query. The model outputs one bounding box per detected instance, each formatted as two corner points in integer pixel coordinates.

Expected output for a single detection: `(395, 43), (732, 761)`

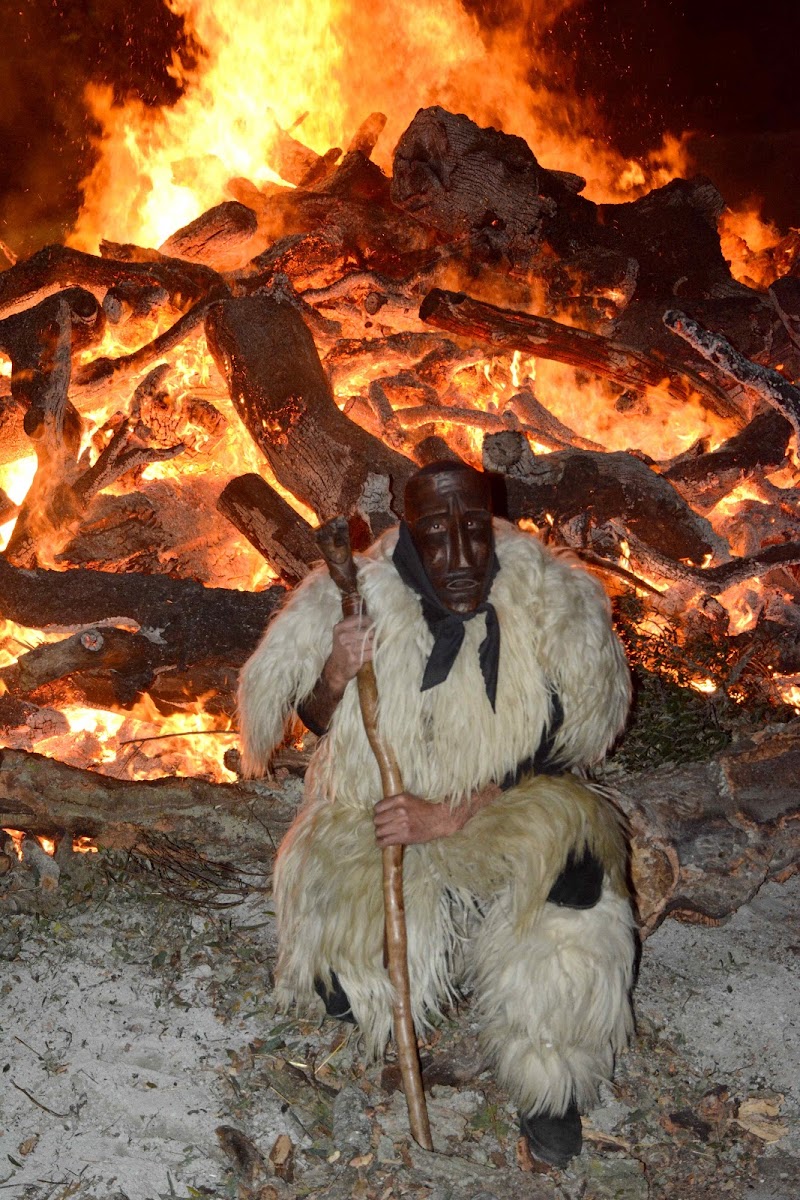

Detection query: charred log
(265, 117), (327, 186)
(0, 244), (219, 319)
(1, 292), (94, 565)
(482, 429), (722, 565)
(218, 473), (319, 584)
(420, 287), (743, 423)
(74, 293), (226, 393)
(662, 408), (793, 511)
(0, 627), (167, 701)
(225, 177), (435, 275)
(391, 106), (556, 268)
(205, 291), (416, 532)
(346, 112), (387, 159)
(5, 365), (185, 568)
(103, 280), (170, 326)
(664, 308), (800, 438)
(0, 557), (284, 670)
(159, 201), (260, 271)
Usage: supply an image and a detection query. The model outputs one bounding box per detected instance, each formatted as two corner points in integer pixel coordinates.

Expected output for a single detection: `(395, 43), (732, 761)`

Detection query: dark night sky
(1, 0), (798, 256)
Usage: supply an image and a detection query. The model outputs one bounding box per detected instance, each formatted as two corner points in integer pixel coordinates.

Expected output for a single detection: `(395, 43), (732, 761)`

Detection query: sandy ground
(1, 839), (797, 1200)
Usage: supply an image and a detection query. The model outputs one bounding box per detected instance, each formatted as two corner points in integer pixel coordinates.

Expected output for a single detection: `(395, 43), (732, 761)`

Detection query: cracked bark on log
(391, 106), (556, 265)
(205, 291), (416, 533)
(158, 201), (260, 271)
(482, 429), (722, 565)
(217, 473), (319, 584)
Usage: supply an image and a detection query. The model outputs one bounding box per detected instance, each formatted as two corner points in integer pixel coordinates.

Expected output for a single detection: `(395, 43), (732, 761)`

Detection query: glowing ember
(690, 678), (717, 695)
(775, 680), (800, 714)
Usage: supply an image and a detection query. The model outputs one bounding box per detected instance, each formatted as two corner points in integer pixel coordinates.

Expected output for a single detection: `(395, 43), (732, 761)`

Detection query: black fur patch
(547, 847), (604, 908)
(314, 971), (356, 1023)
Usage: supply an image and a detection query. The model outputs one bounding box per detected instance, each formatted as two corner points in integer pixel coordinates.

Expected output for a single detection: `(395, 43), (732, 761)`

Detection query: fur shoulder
(492, 520), (631, 765)
(237, 565), (341, 776)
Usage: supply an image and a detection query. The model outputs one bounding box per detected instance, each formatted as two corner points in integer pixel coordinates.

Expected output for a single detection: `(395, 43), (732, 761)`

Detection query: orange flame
(69, 0), (694, 253)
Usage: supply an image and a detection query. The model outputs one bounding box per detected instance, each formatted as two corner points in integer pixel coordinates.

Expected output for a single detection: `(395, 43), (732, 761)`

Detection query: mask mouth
(443, 574), (482, 593)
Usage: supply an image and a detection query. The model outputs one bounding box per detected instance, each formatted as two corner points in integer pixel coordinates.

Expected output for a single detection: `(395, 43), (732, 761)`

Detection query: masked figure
(239, 461), (635, 1168)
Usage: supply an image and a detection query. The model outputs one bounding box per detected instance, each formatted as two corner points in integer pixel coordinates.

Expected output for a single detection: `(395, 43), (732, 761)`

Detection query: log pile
(1, 104), (799, 922)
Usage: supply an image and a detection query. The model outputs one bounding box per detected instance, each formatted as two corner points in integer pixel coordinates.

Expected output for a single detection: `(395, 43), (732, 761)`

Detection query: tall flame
(70, 0), (692, 252)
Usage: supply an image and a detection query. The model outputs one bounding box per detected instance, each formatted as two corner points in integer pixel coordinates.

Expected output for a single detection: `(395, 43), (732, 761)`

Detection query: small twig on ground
(11, 1079), (70, 1118)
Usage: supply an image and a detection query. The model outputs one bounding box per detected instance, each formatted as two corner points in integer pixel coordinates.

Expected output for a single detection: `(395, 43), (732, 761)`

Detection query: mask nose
(447, 515), (475, 572)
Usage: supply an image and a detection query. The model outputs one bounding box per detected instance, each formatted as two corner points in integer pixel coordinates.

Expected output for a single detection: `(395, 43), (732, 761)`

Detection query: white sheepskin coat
(239, 519), (631, 792)
(238, 519), (635, 1116)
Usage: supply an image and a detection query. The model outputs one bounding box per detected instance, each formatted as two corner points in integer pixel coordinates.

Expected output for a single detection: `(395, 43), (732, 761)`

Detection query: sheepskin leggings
(273, 773), (636, 1116)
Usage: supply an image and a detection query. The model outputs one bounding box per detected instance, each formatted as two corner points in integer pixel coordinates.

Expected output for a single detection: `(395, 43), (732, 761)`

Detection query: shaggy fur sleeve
(535, 547), (631, 768)
(237, 568), (341, 777)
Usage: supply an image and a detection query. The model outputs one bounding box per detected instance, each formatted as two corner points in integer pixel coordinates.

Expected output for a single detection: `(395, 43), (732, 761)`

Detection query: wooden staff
(316, 516), (433, 1151)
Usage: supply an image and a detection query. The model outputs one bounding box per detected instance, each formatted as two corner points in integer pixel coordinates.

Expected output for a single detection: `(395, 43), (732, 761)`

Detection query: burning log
(205, 291), (417, 532)
(662, 408), (793, 512)
(420, 287), (743, 423)
(0, 627), (166, 700)
(226, 164), (435, 278)
(0, 289), (102, 467)
(0, 389), (30, 467)
(539, 246), (639, 332)
(264, 114), (330, 186)
(218, 473), (319, 584)
(664, 308), (800, 438)
(103, 280), (170, 326)
(627, 535), (800, 597)
(1, 290), (100, 566)
(0, 747), (296, 865)
(0, 557), (284, 681)
(323, 332), (462, 384)
(158, 200), (260, 271)
(0, 244), (219, 319)
(74, 293), (224, 393)
(482, 429), (723, 565)
(5, 364), (186, 568)
(0, 696), (68, 741)
(347, 111), (387, 159)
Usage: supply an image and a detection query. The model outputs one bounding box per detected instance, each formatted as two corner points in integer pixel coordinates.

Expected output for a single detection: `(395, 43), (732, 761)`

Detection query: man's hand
(373, 782), (504, 847)
(374, 792), (461, 846)
(324, 613), (375, 693)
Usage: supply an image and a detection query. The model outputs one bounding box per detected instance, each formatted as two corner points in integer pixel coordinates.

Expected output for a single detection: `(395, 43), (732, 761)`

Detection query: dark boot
(314, 971), (356, 1024)
(520, 1100), (582, 1168)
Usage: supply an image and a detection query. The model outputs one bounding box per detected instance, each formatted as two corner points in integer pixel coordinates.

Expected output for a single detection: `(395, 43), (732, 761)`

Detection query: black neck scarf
(392, 520), (501, 710)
